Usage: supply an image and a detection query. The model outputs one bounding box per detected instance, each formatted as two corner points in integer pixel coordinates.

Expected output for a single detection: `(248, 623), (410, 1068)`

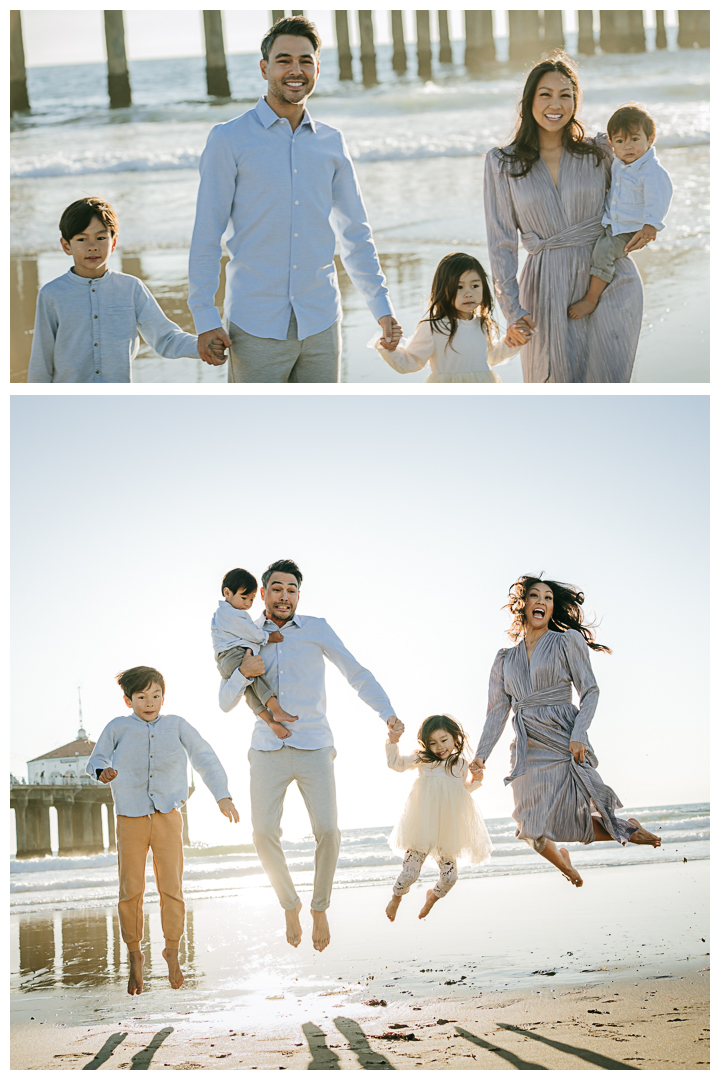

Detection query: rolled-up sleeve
(330, 135), (393, 323)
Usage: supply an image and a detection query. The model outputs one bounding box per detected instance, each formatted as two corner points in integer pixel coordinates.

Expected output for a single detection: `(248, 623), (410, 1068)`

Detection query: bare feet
(311, 909), (331, 952)
(285, 902), (302, 948)
(386, 895), (402, 922)
(127, 950), (144, 995)
(271, 706), (298, 724)
(568, 296), (598, 320)
(162, 947), (184, 990)
(558, 847), (583, 887)
(628, 818), (662, 847)
(267, 718), (292, 739)
(418, 889), (439, 919)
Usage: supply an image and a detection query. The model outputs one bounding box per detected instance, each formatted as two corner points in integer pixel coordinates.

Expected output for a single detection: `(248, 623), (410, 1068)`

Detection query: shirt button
(94, 343), (98, 347)
(95, 370), (100, 374)
(94, 315), (98, 319)
(293, 265), (297, 270)
(295, 200), (299, 205)
(91, 289), (95, 292)
(294, 169), (297, 173)
(294, 233), (298, 237)
(290, 295), (294, 300)
(280, 670), (284, 674)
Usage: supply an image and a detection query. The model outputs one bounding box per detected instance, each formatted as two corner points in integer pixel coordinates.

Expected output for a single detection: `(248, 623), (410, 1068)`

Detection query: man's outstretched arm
(320, 620), (399, 727)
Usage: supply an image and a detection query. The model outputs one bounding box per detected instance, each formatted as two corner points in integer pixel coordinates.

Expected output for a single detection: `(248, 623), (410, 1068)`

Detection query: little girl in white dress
(385, 714), (492, 921)
(372, 252), (520, 383)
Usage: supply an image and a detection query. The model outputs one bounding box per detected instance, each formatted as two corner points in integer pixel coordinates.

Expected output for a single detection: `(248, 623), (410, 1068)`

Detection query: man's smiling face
(260, 34), (319, 107)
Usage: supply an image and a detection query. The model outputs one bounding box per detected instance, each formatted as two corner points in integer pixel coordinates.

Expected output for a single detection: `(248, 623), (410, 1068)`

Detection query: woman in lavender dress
(469, 577), (660, 887)
(484, 55), (646, 382)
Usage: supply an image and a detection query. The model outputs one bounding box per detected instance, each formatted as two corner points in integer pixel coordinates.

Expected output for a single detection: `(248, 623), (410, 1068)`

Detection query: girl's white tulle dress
(371, 316), (519, 383)
(387, 741), (493, 865)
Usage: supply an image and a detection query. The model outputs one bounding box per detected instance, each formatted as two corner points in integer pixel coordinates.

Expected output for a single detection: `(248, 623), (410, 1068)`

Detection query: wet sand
(11, 860), (709, 1069)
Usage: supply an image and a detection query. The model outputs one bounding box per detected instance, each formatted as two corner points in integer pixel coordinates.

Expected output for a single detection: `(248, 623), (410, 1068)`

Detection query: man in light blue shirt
(188, 15), (401, 382)
(219, 559), (403, 953)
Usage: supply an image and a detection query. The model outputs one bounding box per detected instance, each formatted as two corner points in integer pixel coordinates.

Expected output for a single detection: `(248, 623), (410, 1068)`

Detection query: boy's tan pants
(116, 809), (185, 951)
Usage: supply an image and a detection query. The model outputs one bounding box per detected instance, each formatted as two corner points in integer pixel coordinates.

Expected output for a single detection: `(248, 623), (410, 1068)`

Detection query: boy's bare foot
(267, 718), (292, 739)
(568, 296), (598, 320)
(386, 895), (402, 922)
(418, 889), (439, 919)
(628, 818), (662, 847)
(271, 706), (298, 724)
(285, 902), (302, 948)
(162, 947), (184, 990)
(311, 909), (331, 952)
(127, 950), (144, 995)
(558, 847), (583, 887)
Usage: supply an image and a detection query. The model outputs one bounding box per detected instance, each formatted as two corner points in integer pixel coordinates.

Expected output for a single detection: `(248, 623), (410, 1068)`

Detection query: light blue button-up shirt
(602, 146), (673, 236)
(86, 713), (231, 817)
(188, 97), (393, 339)
(218, 613), (396, 751)
(27, 268), (200, 383)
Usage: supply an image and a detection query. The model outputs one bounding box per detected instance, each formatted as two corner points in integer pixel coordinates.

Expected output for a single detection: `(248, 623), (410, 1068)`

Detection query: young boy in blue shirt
(27, 196), (228, 383)
(88, 665), (238, 996)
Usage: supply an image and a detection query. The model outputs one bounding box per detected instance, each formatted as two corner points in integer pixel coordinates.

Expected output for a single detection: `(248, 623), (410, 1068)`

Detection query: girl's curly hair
(505, 575), (611, 654)
(416, 714), (469, 774)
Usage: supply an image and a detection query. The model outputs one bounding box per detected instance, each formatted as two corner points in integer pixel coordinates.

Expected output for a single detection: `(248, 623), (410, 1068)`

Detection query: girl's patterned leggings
(393, 848), (458, 898)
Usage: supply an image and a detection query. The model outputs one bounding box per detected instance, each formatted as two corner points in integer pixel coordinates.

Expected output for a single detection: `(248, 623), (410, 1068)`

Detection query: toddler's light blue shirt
(602, 146), (673, 236)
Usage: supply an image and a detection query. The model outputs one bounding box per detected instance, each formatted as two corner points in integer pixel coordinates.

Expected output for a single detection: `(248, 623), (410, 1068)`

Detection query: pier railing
(10, 10), (711, 114)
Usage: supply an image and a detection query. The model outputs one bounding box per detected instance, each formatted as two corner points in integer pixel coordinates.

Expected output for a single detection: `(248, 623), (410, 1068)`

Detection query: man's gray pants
(249, 745), (340, 911)
(589, 225), (637, 284)
(228, 311), (341, 383)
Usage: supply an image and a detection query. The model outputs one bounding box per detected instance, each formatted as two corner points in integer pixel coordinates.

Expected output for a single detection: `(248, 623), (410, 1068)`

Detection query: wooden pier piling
(272, 11), (284, 23)
(599, 11), (646, 54)
(543, 10), (565, 52)
(10, 11), (30, 114)
(577, 10), (595, 54)
(358, 11), (378, 87)
(391, 11), (407, 74)
(335, 10), (353, 80)
(464, 11), (495, 74)
(677, 11), (709, 48)
(438, 11), (452, 63)
(103, 11), (132, 109)
(508, 10), (541, 61)
(416, 10), (432, 80)
(203, 11), (231, 98)
(654, 10), (667, 49)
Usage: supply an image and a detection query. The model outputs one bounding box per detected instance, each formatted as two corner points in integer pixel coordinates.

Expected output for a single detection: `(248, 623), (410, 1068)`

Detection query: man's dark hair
(261, 15), (321, 62)
(261, 559), (303, 589)
(221, 567), (258, 597)
(607, 104), (656, 142)
(59, 197), (119, 242)
(116, 666), (166, 698)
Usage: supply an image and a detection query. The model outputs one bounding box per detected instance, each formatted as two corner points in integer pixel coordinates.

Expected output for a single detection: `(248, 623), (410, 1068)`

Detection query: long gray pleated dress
(483, 135), (643, 383)
(475, 629), (636, 851)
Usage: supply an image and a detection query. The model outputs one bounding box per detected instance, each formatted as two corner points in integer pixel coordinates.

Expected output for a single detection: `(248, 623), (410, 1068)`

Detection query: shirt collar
(67, 267), (112, 286)
(131, 712), (162, 724)
(255, 95), (316, 133)
(621, 146), (656, 172)
(261, 611), (303, 630)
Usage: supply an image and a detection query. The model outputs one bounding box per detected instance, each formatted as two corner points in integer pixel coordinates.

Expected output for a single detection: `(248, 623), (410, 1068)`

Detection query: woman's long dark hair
(416, 714), (469, 774)
(506, 575), (611, 654)
(499, 52), (605, 179)
(423, 252), (498, 350)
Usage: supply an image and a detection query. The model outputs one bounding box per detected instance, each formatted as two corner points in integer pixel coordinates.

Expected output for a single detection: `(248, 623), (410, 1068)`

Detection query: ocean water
(10, 33), (709, 381)
(10, 803), (709, 916)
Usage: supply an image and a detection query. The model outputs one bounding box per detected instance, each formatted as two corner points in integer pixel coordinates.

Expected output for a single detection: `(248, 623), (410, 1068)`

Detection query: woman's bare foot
(558, 847), (583, 887)
(568, 296), (598, 320)
(162, 947), (184, 990)
(311, 909), (331, 952)
(386, 895), (402, 922)
(628, 818), (662, 847)
(285, 902), (302, 948)
(127, 950), (144, 995)
(418, 889), (439, 919)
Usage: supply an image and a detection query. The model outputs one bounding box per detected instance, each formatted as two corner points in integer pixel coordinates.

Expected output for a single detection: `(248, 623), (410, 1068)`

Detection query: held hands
(239, 648), (266, 679)
(98, 768), (118, 783)
(505, 316), (537, 348)
(218, 797), (240, 823)
(624, 225), (657, 254)
(569, 741), (586, 764)
(378, 315), (403, 352)
(387, 716), (404, 744)
(468, 757), (485, 783)
(197, 327), (231, 366)
(267, 631), (284, 643)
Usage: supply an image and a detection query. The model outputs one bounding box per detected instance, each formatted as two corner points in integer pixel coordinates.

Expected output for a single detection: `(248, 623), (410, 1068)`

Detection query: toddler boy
(211, 568), (299, 740)
(569, 104), (673, 320)
(87, 665), (238, 995)
(27, 196), (228, 382)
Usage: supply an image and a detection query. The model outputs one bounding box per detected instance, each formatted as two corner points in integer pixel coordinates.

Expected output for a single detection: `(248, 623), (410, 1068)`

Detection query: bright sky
(10, 395), (708, 849)
(20, 8), (678, 67)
